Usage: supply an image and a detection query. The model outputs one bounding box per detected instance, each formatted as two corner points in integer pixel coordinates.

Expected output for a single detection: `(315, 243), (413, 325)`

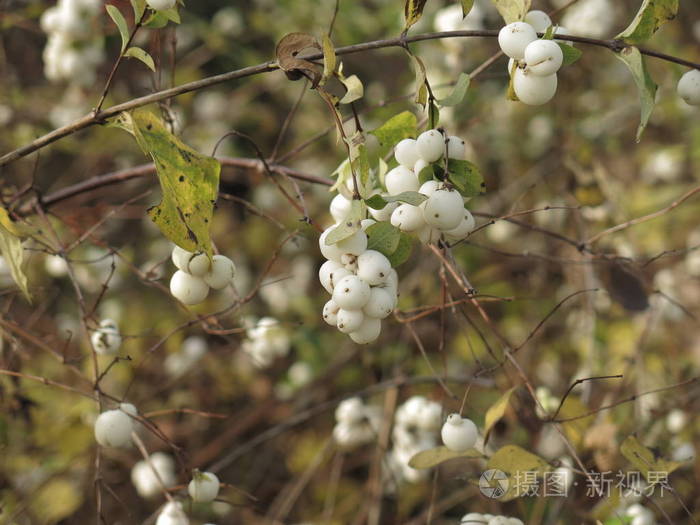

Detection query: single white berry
(322, 299), (340, 325)
(319, 260), (343, 294)
(418, 180), (440, 198)
(171, 245), (191, 271)
(498, 22), (538, 60)
(461, 513), (486, 524)
(417, 225), (442, 245)
(329, 267), (353, 291)
(414, 158), (429, 178)
(394, 138), (421, 168)
(677, 69), (700, 105)
(363, 287), (395, 319)
(203, 255), (235, 290)
(385, 166), (419, 195)
(336, 309), (365, 333)
(146, 0), (176, 11)
(156, 501), (189, 525)
(188, 470), (220, 502)
(391, 203), (426, 232)
(523, 39), (563, 77)
(487, 518), (510, 525)
(341, 253), (358, 272)
(368, 198), (399, 222)
(444, 209), (476, 242)
(513, 68), (557, 105)
(319, 226), (344, 262)
(349, 316), (381, 344)
(383, 268), (399, 296)
(186, 252), (211, 277)
(335, 397), (365, 423)
(446, 136), (468, 160)
(524, 10), (552, 33)
(131, 452), (176, 498)
(423, 188), (464, 230)
(357, 250), (392, 286)
(416, 129), (445, 162)
(332, 275), (371, 310)
(330, 193), (352, 223)
(441, 413), (478, 452)
(666, 409), (687, 433)
(170, 270), (209, 305)
(336, 229), (368, 256)
(91, 319), (122, 355)
(94, 407), (133, 448)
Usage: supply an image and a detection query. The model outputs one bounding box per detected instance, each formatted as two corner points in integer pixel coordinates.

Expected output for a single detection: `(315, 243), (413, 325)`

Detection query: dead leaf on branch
(275, 32), (322, 88)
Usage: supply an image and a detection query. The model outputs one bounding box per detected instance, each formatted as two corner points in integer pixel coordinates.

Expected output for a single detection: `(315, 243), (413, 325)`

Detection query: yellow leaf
(620, 435), (685, 484)
(0, 208), (30, 301)
(485, 444), (551, 501)
(483, 386), (517, 444)
(408, 445), (484, 469)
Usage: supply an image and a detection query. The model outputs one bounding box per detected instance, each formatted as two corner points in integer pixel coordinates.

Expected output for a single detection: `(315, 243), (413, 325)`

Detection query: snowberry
(131, 452), (177, 498)
(444, 209), (476, 243)
(91, 319), (122, 355)
(513, 67), (558, 105)
(422, 188), (464, 230)
(524, 10), (552, 33)
(416, 129), (445, 162)
(385, 166), (419, 195)
(330, 193), (352, 222)
(488, 518), (510, 525)
(357, 250), (392, 286)
(147, 0), (177, 11)
(414, 158), (429, 177)
(666, 409), (687, 433)
(391, 203), (426, 232)
(170, 270), (209, 305)
(416, 402), (442, 431)
(446, 136), (468, 160)
(94, 404), (135, 448)
(156, 501), (189, 525)
(171, 245), (191, 271)
(186, 252), (211, 277)
(524, 39), (563, 77)
(394, 138), (421, 168)
(417, 225), (442, 245)
(369, 198), (399, 222)
(418, 180), (440, 197)
(188, 470), (220, 502)
(461, 513), (487, 523)
(336, 229), (368, 256)
(322, 299), (340, 325)
(363, 287), (395, 319)
(336, 308), (365, 333)
(677, 69), (700, 105)
(384, 268), (399, 295)
(441, 413), (478, 452)
(329, 266), (353, 290)
(349, 316), (381, 344)
(341, 253), (358, 272)
(498, 22), (538, 60)
(319, 226), (344, 262)
(332, 275), (371, 310)
(203, 255), (235, 290)
(319, 260), (343, 294)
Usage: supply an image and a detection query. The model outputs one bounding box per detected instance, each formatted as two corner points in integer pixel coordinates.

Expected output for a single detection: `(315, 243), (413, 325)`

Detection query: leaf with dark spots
(275, 32), (322, 88)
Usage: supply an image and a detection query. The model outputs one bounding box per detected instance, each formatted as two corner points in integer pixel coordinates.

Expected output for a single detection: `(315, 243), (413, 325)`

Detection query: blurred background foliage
(1, 0), (700, 523)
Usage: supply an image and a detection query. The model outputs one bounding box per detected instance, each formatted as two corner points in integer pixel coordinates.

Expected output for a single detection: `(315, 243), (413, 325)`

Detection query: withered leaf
(275, 32), (322, 88)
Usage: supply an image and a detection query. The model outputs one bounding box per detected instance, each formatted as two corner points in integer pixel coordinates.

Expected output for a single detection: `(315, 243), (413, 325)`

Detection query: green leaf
(410, 54), (428, 107)
(105, 4), (130, 53)
(620, 435), (685, 484)
(616, 0), (679, 45)
(325, 200), (365, 245)
(408, 445), (483, 469)
(365, 222), (401, 257)
(483, 387), (517, 444)
(321, 34), (336, 85)
(160, 6), (180, 24)
(428, 99), (440, 128)
(417, 163), (436, 184)
(345, 131), (370, 198)
(130, 0), (146, 24)
(404, 0), (429, 32)
(112, 110), (220, 255)
(387, 232), (413, 267)
(339, 74), (364, 104)
(143, 10), (170, 28)
(614, 46), (657, 142)
(124, 46), (155, 71)
(558, 43), (582, 66)
(365, 191), (427, 209)
(461, 0), (475, 17)
(486, 445), (551, 501)
(437, 72), (470, 107)
(490, 0), (532, 24)
(0, 208), (30, 301)
(369, 111), (418, 157)
(446, 159), (485, 197)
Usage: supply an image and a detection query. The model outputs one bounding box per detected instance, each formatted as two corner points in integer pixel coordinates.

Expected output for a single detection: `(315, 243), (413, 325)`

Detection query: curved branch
(1, 30), (699, 167)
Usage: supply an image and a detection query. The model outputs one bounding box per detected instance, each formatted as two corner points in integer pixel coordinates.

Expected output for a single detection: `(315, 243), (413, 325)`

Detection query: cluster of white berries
(332, 397), (381, 449)
(499, 11), (567, 105)
(382, 129), (475, 245)
(40, 0), (104, 86)
(241, 317), (290, 368)
(94, 402), (138, 448)
(440, 413), (478, 452)
(677, 69), (700, 106)
(169, 246), (236, 305)
(91, 318), (122, 355)
(319, 224), (398, 344)
(387, 396), (442, 484)
(461, 513), (524, 525)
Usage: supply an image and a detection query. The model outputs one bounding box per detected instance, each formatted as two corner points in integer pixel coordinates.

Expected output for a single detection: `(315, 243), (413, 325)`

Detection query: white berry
(170, 270), (209, 305)
(385, 166), (419, 195)
(357, 250), (392, 286)
(678, 69), (700, 106)
(336, 309), (365, 333)
(524, 39), (563, 77)
(186, 252), (211, 277)
(203, 255), (235, 290)
(319, 260), (343, 294)
(171, 245), (191, 271)
(188, 470), (220, 502)
(461, 513), (487, 524)
(336, 229), (368, 256)
(363, 287), (394, 319)
(417, 225), (442, 245)
(330, 193), (352, 222)
(524, 10), (552, 33)
(322, 299), (340, 325)
(332, 275), (371, 310)
(368, 198), (399, 222)
(319, 226), (345, 262)
(391, 203), (426, 232)
(444, 209), (476, 242)
(446, 136), (468, 160)
(441, 413), (478, 452)
(416, 129), (445, 162)
(146, 0), (176, 10)
(349, 316), (381, 344)
(513, 68), (557, 105)
(394, 138), (421, 168)
(131, 452), (176, 498)
(156, 501), (189, 525)
(94, 406), (134, 448)
(335, 397), (365, 423)
(91, 319), (122, 355)
(423, 188), (464, 230)
(418, 180), (440, 197)
(414, 158), (429, 177)
(498, 22), (538, 60)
